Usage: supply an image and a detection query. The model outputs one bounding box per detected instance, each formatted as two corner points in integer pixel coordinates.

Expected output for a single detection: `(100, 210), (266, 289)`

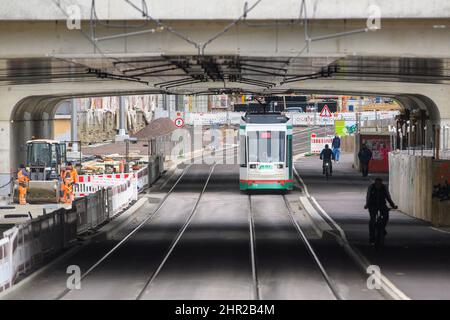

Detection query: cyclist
(320, 144), (335, 176)
(364, 177), (398, 244)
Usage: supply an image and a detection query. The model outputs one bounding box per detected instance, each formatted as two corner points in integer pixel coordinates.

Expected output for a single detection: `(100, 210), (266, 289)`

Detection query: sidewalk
(295, 153), (450, 299)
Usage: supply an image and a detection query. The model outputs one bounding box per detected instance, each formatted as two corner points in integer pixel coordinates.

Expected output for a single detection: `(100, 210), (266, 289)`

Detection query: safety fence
(0, 206), (78, 293)
(182, 111), (398, 126)
(310, 136), (334, 154)
(75, 189), (109, 234)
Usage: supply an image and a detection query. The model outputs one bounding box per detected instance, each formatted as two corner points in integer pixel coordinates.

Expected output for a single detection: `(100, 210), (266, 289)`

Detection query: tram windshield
(248, 131), (285, 163)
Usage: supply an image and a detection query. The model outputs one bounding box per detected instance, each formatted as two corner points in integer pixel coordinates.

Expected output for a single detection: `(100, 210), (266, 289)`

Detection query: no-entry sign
(174, 117), (184, 128)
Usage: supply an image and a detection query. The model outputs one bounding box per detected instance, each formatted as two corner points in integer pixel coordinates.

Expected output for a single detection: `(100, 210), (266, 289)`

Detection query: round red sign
(174, 118), (184, 128)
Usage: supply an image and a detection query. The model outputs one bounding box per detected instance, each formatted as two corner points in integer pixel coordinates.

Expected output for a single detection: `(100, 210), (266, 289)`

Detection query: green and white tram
(239, 113), (293, 191)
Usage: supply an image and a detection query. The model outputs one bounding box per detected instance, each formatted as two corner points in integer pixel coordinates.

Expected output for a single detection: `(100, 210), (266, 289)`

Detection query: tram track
(281, 194), (342, 300)
(248, 192), (342, 300)
(135, 164), (215, 299)
(55, 163), (218, 300)
(247, 195), (260, 300)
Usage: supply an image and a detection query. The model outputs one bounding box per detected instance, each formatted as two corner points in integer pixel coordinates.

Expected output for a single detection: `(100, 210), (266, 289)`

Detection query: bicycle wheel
(375, 218), (384, 250)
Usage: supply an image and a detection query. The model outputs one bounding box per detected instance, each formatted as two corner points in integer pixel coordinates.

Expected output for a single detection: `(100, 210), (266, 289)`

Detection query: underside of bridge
(1, 53), (449, 188)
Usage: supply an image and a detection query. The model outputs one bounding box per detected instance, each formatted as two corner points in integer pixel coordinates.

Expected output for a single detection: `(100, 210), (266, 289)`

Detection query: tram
(239, 113), (293, 191)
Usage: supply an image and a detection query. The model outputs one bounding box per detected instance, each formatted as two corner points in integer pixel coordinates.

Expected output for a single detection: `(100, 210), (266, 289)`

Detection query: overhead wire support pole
(51, 0), (150, 85)
(123, 0), (200, 51)
(200, 0), (264, 55)
(309, 28), (369, 42)
(300, 0), (309, 53)
(94, 28), (158, 42)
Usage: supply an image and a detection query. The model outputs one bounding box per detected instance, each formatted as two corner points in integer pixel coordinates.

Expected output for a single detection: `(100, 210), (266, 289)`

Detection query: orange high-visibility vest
(18, 169), (29, 187)
(61, 168), (78, 183)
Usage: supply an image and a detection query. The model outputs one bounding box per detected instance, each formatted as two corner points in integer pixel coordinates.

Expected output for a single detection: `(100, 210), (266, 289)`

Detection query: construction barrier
(0, 207), (77, 293)
(0, 159), (165, 293)
(74, 166), (148, 198)
(311, 136), (334, 154)
(0, 236), (11, 292)
(75, 190), (109, 234)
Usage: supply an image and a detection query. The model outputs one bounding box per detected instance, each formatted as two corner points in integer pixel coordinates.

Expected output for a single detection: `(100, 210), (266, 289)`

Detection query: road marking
(430, 227), (450, 235)
(298, 196), (332, 238)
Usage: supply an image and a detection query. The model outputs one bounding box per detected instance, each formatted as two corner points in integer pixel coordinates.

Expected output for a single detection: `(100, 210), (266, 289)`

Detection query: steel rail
(247, 195), (260, 300)
(135, 164), (216, 299)
(282, 194), (343, 300)
(55, 164), (193, 300)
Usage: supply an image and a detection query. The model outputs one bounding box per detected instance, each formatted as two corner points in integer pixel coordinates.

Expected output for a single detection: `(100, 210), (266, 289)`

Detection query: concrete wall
(389, 151), (450, 226)
(340, 135), (355, 153)
(1, 0), (449, 20)
(54, 116), (71, 141)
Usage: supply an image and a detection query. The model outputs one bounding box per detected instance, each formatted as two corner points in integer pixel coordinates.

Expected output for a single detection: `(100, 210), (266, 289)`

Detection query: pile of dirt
(82, 118), (177, 157)
(133, 117), (177, 139)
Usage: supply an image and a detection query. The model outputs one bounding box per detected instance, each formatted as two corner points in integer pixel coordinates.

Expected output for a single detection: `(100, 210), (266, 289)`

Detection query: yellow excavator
(13, 139), (67, 204)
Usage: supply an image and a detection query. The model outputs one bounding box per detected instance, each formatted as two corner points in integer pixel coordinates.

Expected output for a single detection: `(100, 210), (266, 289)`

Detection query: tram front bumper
(240, 180), (293, 190)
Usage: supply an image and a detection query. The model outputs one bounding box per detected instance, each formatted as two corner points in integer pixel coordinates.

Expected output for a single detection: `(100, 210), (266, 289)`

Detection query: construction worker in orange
(61, 171), (74, 204)
(60, 162), (78, 204)
(61, 162), (78, 182)
(17, 164), (30, 205)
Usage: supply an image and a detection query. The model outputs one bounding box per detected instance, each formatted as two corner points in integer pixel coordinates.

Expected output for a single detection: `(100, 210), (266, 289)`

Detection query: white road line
(299, 196), (332, 238)
(430, 227), (450, 234)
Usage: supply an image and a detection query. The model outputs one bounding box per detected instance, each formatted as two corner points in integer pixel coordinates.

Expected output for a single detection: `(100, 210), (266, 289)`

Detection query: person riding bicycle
(364, 177), (398, 244)
(320, 144), (335, 176)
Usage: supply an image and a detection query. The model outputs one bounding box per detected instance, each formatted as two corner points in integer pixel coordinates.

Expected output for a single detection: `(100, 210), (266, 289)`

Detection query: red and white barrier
(73, 167), (149, 216)
(0, 236), (11, 292)
(0, 225), (38, 293)
(311, 136), (334, 154)
(74, 168), (148, 198)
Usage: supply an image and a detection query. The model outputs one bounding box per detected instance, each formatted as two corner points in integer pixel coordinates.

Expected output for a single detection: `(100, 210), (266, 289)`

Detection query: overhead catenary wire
(51, 0), (153, 85)
(91, 0), (151, 29)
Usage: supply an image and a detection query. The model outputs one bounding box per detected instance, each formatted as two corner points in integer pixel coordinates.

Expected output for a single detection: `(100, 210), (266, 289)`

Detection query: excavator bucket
(13, 180), (60, 204)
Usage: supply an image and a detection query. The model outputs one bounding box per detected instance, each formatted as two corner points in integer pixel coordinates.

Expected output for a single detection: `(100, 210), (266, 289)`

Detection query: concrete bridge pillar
(71, 98), (78, 152)
(115, 96), (129, 141)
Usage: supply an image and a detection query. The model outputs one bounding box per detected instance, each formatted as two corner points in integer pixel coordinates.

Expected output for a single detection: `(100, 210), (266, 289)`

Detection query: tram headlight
(277, 164), (284, 169)
(250, 164), (256, 169)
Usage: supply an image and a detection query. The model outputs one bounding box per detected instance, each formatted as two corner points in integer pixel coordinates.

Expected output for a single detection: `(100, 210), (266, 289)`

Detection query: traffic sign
(311, 133), (317, 138)
(319, 105), (332, 117)
(174, 118), (184, 128)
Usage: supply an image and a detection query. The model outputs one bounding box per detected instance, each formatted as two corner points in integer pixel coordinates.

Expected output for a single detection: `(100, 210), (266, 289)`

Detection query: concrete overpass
(0, 0), (449, 193)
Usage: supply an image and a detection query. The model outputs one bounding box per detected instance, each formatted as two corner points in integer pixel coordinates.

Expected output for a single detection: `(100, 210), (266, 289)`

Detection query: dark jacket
(358, 147), (372, 164)
(366, 183), (395, 209)
(320, 148), (335, 161)
(332, 137), (341, 149)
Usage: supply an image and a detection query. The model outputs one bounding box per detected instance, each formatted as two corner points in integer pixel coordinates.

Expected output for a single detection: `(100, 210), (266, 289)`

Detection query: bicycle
(369, 205), (397, 250)
(323, 160), (332, 180)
